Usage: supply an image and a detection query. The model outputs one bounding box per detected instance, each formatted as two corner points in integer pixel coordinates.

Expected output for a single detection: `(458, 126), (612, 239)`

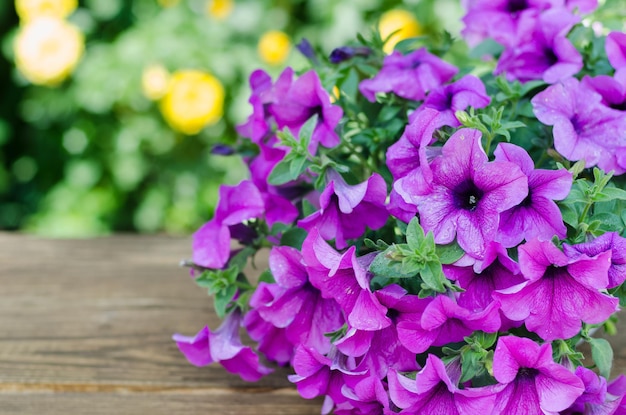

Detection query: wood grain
(0, 233), (624, 414)
(0, 233), (320, 413)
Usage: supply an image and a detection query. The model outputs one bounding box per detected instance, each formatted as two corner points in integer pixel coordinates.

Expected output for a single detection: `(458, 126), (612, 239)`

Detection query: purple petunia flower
(561, 366), (623, 414)
(243, 300), (294, 365)
(359, 49), (458, 102)
(494, 142), (572, 247)
(301, 229), (391, 331)
(491, 336), (585, 414)
(396, 294), (501, 354)
(494, 238), (619, 341)
(172, 310), (273, 382)
(388, 355), (497, 414)
(563, 232), (626, 289)
(298, 171), (389, 249)
(446, 241), (525, 329)
(334, 374), (392, 415)
(410, 75), (491, 128)
(396, 128), (528, 259)
(532, 77), (626, 175)
(386, 108), (440, 181)
(192, 180), (265, 269)
(606, 31), (626, 72)
(270, 69), (343, 154)
(494, 8), (582, 83)
(461, 0), (558, 48)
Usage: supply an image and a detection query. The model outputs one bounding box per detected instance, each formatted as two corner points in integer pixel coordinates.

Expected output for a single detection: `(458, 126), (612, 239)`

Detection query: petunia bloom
(396, 128), (528, 259)
(410, 75), (491, 128)
(172, 310), (273, 382)
(563, 232), (626, 289)
(561, 366), (623, 414)
(491, 336), (584, 414)
(270, 69), (343, 153)
(494, 238), (619, 341)
(388, 355), (496, 414)
(606, 31), (626, 72)
(494, 142), (572, 247)
(359, 48), (458, 102)
(298, 171), (389, 249)
(532, 77), (626, 175)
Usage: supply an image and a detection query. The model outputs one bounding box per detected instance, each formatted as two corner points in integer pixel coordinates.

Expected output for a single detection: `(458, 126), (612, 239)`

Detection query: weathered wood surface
(0, 233), (624, 414)
(0, 233), (321, 414)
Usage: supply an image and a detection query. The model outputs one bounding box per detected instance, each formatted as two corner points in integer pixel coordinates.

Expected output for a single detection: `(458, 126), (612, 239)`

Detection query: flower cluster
(175, 1), (626, 413)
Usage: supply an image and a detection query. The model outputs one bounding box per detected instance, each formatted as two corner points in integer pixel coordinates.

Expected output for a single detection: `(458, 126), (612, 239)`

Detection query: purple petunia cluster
(174, 1), (626, 414)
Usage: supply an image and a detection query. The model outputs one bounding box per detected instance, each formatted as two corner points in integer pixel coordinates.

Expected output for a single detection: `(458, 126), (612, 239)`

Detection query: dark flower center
(570, 114), (585, 134)
(609, 100), (626, 111)
(507, 0), (529, 14)
(517, 367), (539, 379)
(543, 47), (559, 66)
(519, 189), (533, 207)
(308, 105), (324, 122)
(454, 180), (484, 211)
(386, 308), (399, 322)
(544, 265), (563, 279)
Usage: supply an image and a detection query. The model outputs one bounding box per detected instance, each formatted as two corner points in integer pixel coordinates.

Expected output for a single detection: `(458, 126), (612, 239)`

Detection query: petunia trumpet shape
(298, 171), (388, 249)
(172, 310), (273, 382)
(563, 232), (626, 289)
(491, 336), (585, 414)
(494, 142), (572, 247)
(494, 238), (619, 341)
(359, 48), (458, 102)
(388, 355), (497, 414)
(396, 128), (528, 259)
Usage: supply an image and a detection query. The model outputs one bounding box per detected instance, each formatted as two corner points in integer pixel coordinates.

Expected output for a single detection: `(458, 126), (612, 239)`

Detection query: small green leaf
(370, 246), (419, 279)
(229, 247), (255, 272)
(436, 241), (465, 264)
(289, 155), (310, 179)
(258, 269), (275, 284)
(589, 337), (613, 379)
(595, 187), (626, 202)
(406, 217), (425, 250)
(420, 260), (445, 292)
(268, 160), (296, 186)
(298, 115), (318, 151)
(214, 285), (237, 318)
(280, 227), (308, 249)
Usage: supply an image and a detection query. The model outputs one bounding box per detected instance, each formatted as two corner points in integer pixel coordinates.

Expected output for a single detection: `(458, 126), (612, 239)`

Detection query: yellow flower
(15, 0), (77, 22)
(14, 16), (84, 86)
(142, 64), (170, 101)
(159, 70), (225, 135)
(258, 30), (291, 66)
(206, 0), (233, 20)
(378, 9), (422, 54)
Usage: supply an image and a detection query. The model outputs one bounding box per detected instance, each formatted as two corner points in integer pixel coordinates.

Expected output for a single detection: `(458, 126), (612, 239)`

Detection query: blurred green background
(0, 0), (464, 237)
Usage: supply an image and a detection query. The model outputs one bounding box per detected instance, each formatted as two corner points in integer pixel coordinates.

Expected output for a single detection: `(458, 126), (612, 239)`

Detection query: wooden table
(0, 233), (624, 414)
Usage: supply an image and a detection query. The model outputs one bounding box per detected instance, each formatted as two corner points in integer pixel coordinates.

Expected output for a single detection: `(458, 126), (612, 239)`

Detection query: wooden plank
(0, 233), (624, 413)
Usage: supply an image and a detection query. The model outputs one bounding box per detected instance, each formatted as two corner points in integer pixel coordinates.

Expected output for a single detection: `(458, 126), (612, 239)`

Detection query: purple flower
(359, 49), (458, 102)
(192, 180), (265, 269)
(562, 366), (623, 414)
(494, 142), (572, 247)
(608, 375), (626, 414)
(270, 69), (343, 153)
(386, 108), (441, 184)
(494, 239), (619, 341)
(334, 285), (420, 379)
(388, 355), (496, 414)
(563, 232), (626, 289)
(532, 77), (626, 175)
(606, 32), (626, 71)
(446, 242), (525, 329)
(329, 46), (372, 64)
(243, 300), (294, 365)
(491, 336), (584, 414)
(334, 374), (392, 415)
(410, 75), (491, 128)
(301, 229), (391, 331)
(494, 9), (582, 83)
(298, 171), (388, 249)
(396, 128), (528, 259)
(396, 294), (501, 354)
(582, 73), (626, 111)
(172, 311), (273, 382)
(461, 0), (557, 48)
(295, 38), (318, 64)
(387, 188), (418, 223)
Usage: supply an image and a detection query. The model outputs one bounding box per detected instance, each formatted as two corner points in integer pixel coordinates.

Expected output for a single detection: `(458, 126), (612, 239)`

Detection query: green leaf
(595, 187), (626, 202)
(436, 241), (465, 264)
(214, 285), (237, 318)
(298, 115), (318, 151)
(469, 38), (503, 60)
(589, 337), (613, 379)
(280, 227), (308, 250)
(406, 217), (425, 250)
(258, 269), (275, 284)
(420, 260), (445, 292)
(268, 160), (296, 186)
(460, 350), (486, 383)
(289, 155), (310, 180)
(229, 246), (255, 272)
(591, 212), (623, 233)
(370, 246), (419, 279)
